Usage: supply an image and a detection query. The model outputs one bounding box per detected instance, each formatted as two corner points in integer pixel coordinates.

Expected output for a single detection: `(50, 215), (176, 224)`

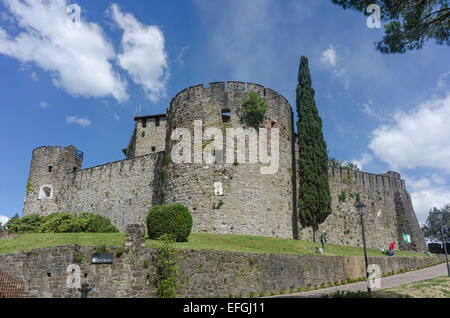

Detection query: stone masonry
(22, 81), (427, 252)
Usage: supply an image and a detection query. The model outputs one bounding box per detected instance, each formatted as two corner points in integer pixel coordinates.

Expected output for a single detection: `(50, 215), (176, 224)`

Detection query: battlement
(169, 81), (292, 115)
(32, 145), (77, 155)
(328, 167), (406, 192)
(68, 152), (163, 178)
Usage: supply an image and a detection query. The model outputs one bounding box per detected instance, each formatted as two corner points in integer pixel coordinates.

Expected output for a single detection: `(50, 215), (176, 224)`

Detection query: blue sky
(0, 0), (449, 225)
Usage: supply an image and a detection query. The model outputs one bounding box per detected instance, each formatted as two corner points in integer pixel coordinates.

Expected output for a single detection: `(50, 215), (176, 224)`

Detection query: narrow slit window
(48, 166), (53, 173)
(142, 119), (147, 128)
(155, 118), (160, 127)
(151, 146), (156, 152)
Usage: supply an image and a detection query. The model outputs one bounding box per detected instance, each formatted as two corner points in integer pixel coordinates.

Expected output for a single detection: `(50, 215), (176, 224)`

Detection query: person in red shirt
(389, 242), (395, 256)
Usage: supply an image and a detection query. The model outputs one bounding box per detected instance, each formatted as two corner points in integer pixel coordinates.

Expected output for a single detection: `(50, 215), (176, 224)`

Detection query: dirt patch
(0, 234), (22, 240)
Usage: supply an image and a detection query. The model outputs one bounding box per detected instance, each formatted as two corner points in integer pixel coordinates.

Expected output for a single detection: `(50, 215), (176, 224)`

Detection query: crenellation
(22, 81), (426, 252)
(247, 83), (264, 95)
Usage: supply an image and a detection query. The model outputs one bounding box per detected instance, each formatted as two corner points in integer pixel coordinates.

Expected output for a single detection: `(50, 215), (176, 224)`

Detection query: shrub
(155, 234), (179, 298)
(6, 212), (118, 234)
(39, 213), (85, 233)
(79, 213), (119, 233)
(6, 214), (42, 233)
(147, 204), (193, 242)
(240, 92), (268, 128)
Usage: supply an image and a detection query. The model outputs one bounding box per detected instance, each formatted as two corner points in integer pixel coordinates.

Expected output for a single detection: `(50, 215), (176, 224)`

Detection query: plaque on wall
(91, 253), (114, 264)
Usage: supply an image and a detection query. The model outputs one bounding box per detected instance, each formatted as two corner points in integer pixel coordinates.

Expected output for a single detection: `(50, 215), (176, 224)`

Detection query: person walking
(321, 231), (327, 252)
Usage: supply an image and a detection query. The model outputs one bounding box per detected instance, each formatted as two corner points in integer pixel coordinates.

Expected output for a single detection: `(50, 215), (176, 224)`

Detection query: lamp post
(439, 210), (450, 277)
(356, 202), (371, 293)
(78, 282), (92, 298)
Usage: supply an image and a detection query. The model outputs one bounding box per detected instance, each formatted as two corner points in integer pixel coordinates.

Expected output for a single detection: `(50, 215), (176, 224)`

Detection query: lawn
(0, 232), (427, 257)
(374, 276), (450, 298)
(329, 276), (450, 298)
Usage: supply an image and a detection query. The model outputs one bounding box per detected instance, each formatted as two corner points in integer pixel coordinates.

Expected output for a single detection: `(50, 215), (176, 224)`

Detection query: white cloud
(0, 0), (128, 102)
(406, 176), (450, 225)
(175, 46), (189, 68)
(362, 100), (385, 121)
(320, 45), (337, 68)
(30, 72), (38, 82)
(351, 153), (373, 171)
(40, 101), (49, 109)
(113, 113), (120, 121)
(369, 94), (450, 172)
(66, 116), (91, 127)
(110, 4), (169, 102)
(0, 215), (9, 226)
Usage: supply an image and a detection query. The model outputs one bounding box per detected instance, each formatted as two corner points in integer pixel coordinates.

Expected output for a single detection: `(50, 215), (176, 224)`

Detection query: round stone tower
(23, 146), (83, 216)
(163, 82), (296, 238)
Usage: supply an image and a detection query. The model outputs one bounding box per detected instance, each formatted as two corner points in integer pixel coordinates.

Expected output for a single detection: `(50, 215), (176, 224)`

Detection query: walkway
(270, 263), (448, 298)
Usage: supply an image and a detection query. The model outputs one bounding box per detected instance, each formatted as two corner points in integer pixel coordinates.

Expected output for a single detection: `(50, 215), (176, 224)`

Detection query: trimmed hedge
(5, 213), (118, 233)
(147, 204), (193, 242)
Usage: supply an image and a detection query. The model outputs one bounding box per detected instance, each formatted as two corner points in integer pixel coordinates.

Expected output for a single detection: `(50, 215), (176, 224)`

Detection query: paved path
(269, 263), (449, 298)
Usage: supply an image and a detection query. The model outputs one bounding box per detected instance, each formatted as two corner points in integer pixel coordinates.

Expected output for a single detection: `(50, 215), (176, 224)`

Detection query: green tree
(241, 91), (268, 128)
(296, 56), (332, 241)
(332, 0), (450, 54)
(421, 205), (449, 242)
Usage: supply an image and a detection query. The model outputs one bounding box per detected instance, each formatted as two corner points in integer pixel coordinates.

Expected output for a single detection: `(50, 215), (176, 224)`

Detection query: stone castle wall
(0, 244), (441, 298)
(125, 116), (167, 159)
(57, 153), (165, 231)
(24, 152), (165, 232)
(22, 81), (426, 252)
(23, 146), (82, 216)
(163, 82), (295, 238)
(298, 167), (427, 252)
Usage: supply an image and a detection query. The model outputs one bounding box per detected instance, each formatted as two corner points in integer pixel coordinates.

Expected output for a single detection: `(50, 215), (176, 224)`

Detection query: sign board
(402, 234), (411, 243)
(91, 253), (114, 264)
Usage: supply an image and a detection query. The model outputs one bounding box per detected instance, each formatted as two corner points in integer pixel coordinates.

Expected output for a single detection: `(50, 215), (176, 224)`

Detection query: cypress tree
(296, 56), (332, 241)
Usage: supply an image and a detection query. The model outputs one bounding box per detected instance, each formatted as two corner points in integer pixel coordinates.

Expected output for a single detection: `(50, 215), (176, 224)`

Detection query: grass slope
(375, 276), (450, 298)
(0, 232), (426, 257)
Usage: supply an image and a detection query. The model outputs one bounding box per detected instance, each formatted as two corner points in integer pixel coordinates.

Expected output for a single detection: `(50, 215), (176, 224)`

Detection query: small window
(38, 185), (54, 200)
(142, 119), (147, 128)
(48, 166), (53, 173)
(73, 167), (78, 173)
(155, 118), (160, 127)
(271, 120), (277, 128)
(221, 109), (231, 123)
(151, 146), (156, 152)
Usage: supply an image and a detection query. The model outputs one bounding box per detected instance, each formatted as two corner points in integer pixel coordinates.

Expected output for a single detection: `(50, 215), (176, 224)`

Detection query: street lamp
(356, 202), (371, 293)
(439, 210), (450, 277)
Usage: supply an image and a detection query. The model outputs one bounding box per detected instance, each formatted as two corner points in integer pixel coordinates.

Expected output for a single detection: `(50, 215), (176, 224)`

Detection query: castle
(23, 81), (427, 252)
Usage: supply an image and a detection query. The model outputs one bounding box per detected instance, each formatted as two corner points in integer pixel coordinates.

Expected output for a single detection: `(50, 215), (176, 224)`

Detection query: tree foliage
(296, 56), (332, 239)
(421, 205), (450, 242)
(241, 91), (268, 128)
(328, 157), (362, 171)
(332, 0), (450, 54)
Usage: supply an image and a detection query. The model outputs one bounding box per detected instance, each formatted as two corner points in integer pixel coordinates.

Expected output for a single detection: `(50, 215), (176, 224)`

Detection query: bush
(6, 214), (42, 233)
(155, 234), (179, 298)
(147, 204), (193, 242)
(79, 213), (119, 233)
(6, 212), (118, 234)
(39, 213), (85, 233)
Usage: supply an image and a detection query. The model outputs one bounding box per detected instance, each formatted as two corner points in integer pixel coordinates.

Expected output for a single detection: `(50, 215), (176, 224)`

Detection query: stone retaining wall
(0, 245), (441, 298)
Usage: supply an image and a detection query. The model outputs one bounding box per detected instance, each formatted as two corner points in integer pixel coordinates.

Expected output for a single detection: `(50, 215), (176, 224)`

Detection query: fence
(0, 271), (24, 298)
